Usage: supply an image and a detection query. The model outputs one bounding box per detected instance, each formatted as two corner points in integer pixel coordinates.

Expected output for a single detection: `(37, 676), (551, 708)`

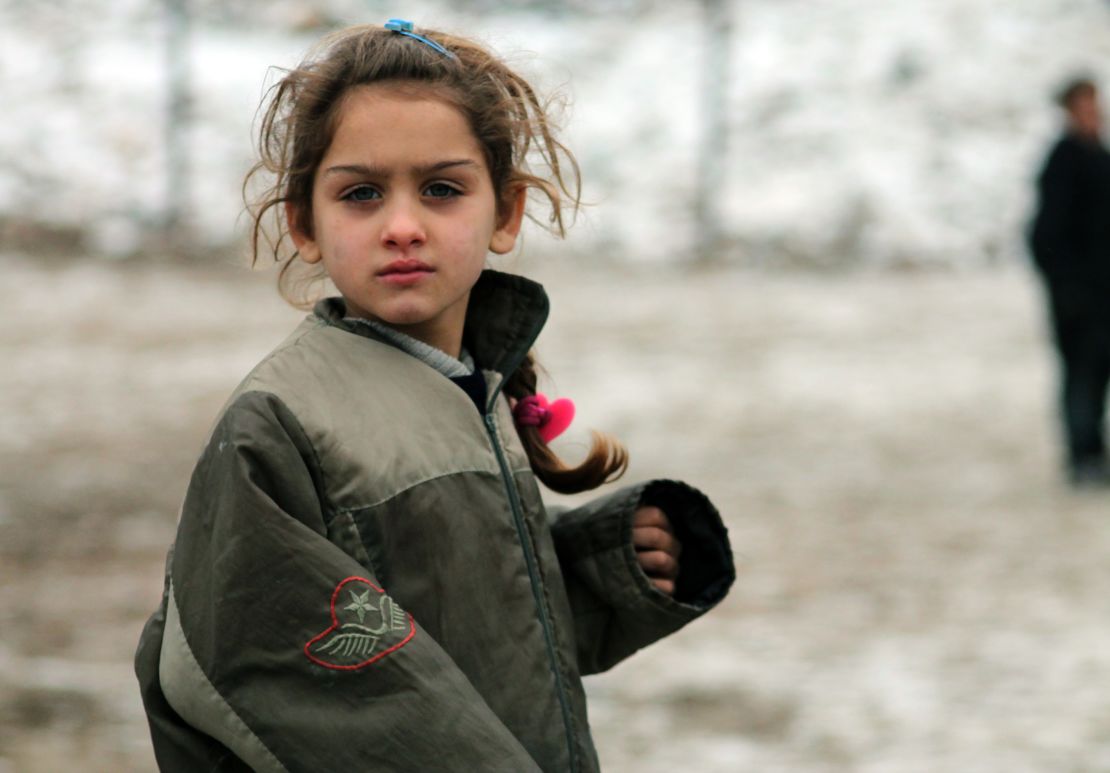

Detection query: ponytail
(504, 353), (628, 494)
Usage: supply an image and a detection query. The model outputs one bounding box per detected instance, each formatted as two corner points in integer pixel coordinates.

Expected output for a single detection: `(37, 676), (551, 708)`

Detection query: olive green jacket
(135, 271), (734, 772)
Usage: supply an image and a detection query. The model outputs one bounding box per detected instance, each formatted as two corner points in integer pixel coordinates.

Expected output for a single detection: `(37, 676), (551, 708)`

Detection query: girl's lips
(378, 259), (434, 285)
(379, 259), (433, 275)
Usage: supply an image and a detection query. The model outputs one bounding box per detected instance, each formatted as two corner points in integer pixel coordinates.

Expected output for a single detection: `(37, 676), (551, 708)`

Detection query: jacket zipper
(484, 411), (579, 772)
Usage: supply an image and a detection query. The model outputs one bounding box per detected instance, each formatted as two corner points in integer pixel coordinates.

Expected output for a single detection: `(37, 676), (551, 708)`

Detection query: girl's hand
(632, 506), (682, 596)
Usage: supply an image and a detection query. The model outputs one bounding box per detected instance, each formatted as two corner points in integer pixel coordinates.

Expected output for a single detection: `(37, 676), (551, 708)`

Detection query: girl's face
(290, 84), (525, 357)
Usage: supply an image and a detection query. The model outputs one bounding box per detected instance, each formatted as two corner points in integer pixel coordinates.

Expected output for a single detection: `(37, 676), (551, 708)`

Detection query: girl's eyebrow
(322, 159), (480, 178)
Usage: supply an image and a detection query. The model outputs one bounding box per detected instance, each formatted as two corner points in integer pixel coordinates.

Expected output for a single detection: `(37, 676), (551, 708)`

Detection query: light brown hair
(244, 23), (627, 493)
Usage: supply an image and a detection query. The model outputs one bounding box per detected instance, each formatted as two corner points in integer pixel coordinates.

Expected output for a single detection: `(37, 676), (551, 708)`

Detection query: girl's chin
(341, 300), (429, 326)
(372, 308), (433, 328)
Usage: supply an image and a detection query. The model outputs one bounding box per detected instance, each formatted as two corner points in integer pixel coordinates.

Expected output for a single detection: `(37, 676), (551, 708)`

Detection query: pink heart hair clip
(512, 393), (575, 444)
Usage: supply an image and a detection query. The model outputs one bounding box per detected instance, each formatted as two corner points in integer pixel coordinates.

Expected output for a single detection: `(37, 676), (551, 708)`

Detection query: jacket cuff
(554, 479), (734, 616)
(638, 480), (734, 608)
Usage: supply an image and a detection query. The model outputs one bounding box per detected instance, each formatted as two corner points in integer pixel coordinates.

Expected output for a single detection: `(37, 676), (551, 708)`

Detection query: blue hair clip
(384, 19), (456, 59)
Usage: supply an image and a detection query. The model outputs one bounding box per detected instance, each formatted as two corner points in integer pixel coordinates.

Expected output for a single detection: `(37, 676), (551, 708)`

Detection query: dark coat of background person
(1028, 77), (1110, 484)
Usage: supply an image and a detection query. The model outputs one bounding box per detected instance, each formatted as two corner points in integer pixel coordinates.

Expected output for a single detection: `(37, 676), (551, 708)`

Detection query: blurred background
(2, 0), (1110, 771)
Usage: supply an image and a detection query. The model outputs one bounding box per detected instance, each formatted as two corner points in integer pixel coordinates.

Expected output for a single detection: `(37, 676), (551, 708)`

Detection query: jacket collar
(313, 269), (549, 384)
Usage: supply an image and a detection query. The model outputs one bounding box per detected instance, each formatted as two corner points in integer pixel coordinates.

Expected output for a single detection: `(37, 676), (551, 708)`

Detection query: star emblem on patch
(344, 589), (376, 623)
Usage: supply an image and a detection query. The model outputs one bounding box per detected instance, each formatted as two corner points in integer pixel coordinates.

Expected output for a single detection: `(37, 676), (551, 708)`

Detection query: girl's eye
(424, 182), (460, 199)
(343, 186), (381, 202)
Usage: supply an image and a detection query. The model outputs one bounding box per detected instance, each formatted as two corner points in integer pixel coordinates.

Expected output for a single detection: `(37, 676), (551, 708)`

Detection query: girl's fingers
(632, 506), (673, 533)
(632, 526), (682, 558)
(636, 549), (679, 579)
(633, 507), (681, 596)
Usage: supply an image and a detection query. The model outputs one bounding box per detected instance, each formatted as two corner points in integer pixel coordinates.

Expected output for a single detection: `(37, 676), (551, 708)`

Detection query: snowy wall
(1, 0), (1108, 266)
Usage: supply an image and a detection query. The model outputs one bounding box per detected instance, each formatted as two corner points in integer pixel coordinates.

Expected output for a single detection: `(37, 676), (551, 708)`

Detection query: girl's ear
(286, 202), (322, 264)
(489, 186), (527, 255)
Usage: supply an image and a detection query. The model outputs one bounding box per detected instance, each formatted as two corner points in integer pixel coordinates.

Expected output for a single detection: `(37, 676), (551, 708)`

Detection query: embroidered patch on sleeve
(305, 576), (415, 670)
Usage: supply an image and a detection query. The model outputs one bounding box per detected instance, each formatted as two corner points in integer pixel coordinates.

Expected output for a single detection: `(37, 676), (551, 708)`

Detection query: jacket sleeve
(134, 390), (540, 773)
(549, 479), (734, 676)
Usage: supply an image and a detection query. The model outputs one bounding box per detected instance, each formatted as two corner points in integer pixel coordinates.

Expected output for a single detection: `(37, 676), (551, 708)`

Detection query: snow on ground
(2, 252), (1109, 771)
(2, 0), (1109, 263)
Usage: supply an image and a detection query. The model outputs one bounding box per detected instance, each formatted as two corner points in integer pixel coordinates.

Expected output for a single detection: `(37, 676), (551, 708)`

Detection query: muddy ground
(1, 252), (1107, 772)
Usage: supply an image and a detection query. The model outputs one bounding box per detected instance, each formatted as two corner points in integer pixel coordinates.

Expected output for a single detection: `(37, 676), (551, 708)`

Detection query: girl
(136, 20), (734, 773)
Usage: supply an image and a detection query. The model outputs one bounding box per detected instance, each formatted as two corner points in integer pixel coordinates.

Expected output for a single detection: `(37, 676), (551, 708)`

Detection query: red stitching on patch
(304, 575), (416, 671)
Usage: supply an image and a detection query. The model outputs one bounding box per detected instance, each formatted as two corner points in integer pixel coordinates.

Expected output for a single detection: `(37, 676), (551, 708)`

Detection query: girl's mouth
(379, 259), (434, 285)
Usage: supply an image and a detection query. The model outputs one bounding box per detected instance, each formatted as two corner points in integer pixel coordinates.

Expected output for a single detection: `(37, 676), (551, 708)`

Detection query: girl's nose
(380, 200), (426, 250)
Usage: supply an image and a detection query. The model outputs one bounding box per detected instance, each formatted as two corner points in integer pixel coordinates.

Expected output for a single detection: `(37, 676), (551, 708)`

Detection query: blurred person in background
(1028, 77), (1110, 488)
